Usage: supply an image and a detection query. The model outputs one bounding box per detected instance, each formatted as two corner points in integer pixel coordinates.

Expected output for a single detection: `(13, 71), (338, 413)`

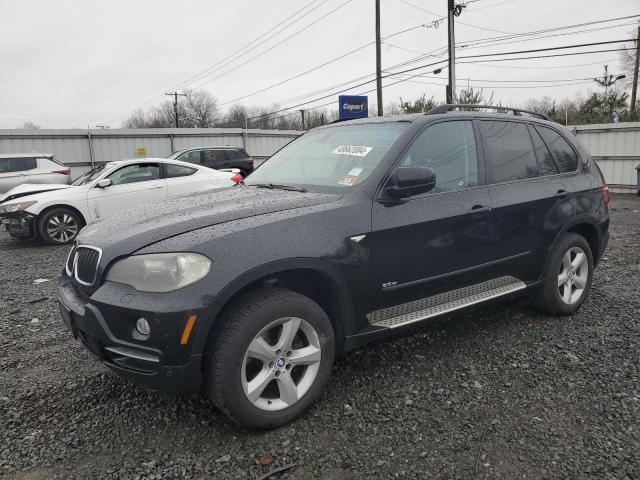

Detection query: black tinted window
(22, 158), (37, 170)
(166, 164), (196, 178)
(537, 126), (578, 172)
(401, 121), (478, 192)
(202, 150), (219, 164)
(179, 150), (202, 164)
(529, 126), (558, 176)
(0, 158), (35, 173)
(109, 163), (160, 185)
(481, 121), (538, 183)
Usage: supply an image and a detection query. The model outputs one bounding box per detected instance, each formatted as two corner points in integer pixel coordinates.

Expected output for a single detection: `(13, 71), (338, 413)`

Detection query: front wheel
(38, 208), (83, 245)
(206, 288), (335, 429)
(533, 232), (593, 315)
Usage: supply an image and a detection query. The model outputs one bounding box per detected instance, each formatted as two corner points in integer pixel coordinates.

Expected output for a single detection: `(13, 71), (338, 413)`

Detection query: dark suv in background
(58, 105), (609, 429)
(168, 146), (254, 176)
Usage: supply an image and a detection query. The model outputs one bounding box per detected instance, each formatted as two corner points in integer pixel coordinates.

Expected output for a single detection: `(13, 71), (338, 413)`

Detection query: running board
(368, 276), (526, 329)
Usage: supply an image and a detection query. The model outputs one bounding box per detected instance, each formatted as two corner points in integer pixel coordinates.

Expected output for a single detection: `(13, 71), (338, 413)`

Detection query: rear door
(0, 158), (31, 193)
(370, 119), (495, 311)
(202, 149), (224, 169)
(480, 119), (568, 281)
(87, 162), (166, 221)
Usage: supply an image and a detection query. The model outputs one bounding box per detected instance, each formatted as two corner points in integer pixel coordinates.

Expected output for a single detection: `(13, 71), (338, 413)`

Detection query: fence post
(169, 132), (175, 153)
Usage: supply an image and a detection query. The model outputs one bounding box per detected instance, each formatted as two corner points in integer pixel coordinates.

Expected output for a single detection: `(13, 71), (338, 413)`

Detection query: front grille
(65, 246), (76, 276)
(74, 246), (102, 286)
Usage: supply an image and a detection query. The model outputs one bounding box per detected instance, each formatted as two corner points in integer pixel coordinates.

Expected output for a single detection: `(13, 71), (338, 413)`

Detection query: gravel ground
(1, 195), (639, 480)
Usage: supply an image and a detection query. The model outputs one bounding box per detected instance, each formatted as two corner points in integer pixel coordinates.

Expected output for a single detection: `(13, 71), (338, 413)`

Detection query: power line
(105, 0), (330, 122)
(397, 0), (514, 34)
(230, 45), (634, 125)
(169, 0), (327, 91)
(189, 0), (355, 91)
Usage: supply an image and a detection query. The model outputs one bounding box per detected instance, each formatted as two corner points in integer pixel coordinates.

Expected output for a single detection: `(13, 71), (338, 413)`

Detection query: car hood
(0, 183), (74, 204)
(77, 186), (341, 256)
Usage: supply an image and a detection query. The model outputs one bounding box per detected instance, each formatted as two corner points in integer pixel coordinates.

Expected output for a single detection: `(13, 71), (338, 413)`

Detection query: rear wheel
(533, 233), (593, 315)
(206, 288), (335, 429)
(38, 208), (83, 245)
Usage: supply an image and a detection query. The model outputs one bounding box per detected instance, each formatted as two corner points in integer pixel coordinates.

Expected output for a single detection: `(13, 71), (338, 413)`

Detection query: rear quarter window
(536, 126), (579, 173)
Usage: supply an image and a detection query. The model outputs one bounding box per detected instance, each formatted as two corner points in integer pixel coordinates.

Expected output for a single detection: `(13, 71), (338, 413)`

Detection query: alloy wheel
(557, 246), (589, 305)
(46, 213), (78, 243)
(241, 317), (321, 411)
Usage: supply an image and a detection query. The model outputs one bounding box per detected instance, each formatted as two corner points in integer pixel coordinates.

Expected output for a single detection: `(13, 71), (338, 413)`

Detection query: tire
(37, 208), (83, 245)
(206, 288), (335, 429)
(533, 232), (593, 315)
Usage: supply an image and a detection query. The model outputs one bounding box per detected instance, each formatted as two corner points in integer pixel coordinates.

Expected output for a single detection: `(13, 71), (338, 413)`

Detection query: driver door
(370, 120), (495, 312)
(87, 162), (166, 221)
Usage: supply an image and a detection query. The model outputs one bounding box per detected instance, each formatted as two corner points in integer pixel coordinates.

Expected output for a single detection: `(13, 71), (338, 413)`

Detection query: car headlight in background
(105, 253), (211, 293)
(0, 201), (37, 215)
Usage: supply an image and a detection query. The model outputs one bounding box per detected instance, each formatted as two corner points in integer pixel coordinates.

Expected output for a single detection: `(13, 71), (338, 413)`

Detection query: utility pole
(165, 92), (186, 127)
(631, 24), (640, 114)
(299, 109), (306, 130)
(446, 1), (464, 103)
(447, 0), (456, 104)
(375, 0), (383, 116)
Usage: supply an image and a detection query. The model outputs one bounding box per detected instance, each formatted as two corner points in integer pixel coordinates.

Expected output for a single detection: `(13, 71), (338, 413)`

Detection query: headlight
(0, 201), (37, 215)
(105, 253), (211, 293)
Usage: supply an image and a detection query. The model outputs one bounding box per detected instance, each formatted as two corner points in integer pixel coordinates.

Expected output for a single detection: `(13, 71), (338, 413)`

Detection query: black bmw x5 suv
(58, 105), (609, 429)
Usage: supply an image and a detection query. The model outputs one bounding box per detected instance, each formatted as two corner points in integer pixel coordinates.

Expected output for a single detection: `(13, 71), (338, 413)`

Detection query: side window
(537, 126), (579, 173)
(400, 121), (478, 193)
(528, 125), (558, 176)
(21, 158), (38, 170)
(481, 121), (538, 183)
(179, 150), (202, 165)
(202, 150), (218, 165)
(108, 163), (160, 186)
(166, 164), (197, 178)
(0, 159), (20, 173)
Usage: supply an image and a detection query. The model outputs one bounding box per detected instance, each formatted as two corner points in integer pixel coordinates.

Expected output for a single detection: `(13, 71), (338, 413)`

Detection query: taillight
(243, 157), (254, 165)
(230, 174), (243, 184)
(53, 169), (70, 176)
(602, 182), (610, 205)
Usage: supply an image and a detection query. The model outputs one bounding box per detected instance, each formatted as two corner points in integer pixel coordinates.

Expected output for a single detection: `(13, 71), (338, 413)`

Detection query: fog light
(136, 318), (151, 336)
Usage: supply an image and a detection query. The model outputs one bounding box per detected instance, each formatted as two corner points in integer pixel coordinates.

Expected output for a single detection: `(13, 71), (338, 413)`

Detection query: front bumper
(58, 275), (203, 394)
(1, 211), (37, 239)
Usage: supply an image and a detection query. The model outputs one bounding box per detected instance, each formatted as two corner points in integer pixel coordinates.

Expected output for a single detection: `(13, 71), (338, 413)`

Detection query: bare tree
(183, 89), (219, 127)
(18, 121), (41, 129)
(122, 89), (219, 128)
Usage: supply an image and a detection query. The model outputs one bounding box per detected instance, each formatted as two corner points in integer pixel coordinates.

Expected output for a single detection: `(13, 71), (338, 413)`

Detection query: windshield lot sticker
(333, 145), (373, 157)
(348, 167), (364, 176)
(338, 175), (358, 186)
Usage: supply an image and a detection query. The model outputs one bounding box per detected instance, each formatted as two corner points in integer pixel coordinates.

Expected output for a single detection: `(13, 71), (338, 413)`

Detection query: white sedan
(0, 158), (241, 244)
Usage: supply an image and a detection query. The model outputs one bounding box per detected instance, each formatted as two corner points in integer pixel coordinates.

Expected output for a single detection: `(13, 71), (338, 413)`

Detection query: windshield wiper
(252, 183), (307, 193)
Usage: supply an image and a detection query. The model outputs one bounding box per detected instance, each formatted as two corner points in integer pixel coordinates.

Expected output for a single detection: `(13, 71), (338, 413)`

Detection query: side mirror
(385, 166), (436, 197)
(96, 178), (112, 188)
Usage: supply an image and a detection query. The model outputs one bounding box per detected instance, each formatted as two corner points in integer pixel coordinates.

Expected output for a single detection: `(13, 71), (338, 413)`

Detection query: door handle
(146, 185), (164, 190)
(467, 205), (492, 215)
(555, 189), (572, 199)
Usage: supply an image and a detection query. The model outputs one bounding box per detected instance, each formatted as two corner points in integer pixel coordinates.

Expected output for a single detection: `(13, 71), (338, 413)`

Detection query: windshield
(246, 123), (407, 189)
(71, 164), (107, 186)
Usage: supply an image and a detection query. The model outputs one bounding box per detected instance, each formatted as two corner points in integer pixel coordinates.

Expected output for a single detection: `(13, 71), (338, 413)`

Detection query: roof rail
(427, 104), (551, 121)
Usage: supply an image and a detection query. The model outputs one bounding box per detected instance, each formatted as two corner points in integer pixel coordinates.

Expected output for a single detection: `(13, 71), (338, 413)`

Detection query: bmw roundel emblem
(275, 357), (286, 368)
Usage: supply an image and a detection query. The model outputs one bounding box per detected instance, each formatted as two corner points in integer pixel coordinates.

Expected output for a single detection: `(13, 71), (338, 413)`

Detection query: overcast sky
(0, 0), (638, 128)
